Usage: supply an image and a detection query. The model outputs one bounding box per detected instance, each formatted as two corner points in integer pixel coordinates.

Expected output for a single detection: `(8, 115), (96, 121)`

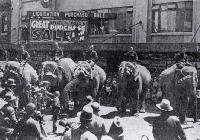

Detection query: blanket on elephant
(41, 58), (76, 83)
(5, 61), (38, 85)
(159, 65), (198, 108)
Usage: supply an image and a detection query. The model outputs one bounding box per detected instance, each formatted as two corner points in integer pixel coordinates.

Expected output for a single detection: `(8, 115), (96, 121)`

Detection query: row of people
(60, 97), (187, 140)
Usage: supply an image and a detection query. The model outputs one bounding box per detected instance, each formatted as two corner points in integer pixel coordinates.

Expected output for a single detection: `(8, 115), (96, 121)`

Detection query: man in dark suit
(89, 102), (106, 140)
(152, 99), (186, 140)
(63, 106), (98, 140)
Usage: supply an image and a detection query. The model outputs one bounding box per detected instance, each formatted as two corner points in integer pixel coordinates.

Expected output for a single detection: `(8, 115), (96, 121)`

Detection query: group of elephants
(0, 58), (198, 123)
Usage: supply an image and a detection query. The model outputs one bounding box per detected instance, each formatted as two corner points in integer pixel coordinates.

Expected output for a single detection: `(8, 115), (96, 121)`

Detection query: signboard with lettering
(30, 19), (87, 42)
(27, 11), (117, 20)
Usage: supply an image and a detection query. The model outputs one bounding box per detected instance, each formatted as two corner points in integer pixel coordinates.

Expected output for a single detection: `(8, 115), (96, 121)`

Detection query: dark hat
(4, 92), (17, 102)
(78, 106), (93, 121)
(156, 99), (173, 112)
(91, 102), (101, 112)
(109, 116), (124, 137)
(54, 91), (60, 97)
(5, 78), (16, 86)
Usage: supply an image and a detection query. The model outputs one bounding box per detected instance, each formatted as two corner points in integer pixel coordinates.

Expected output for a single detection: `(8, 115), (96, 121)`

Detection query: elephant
(118, 61), (151, 114)
(40, 58), (77, 109)
(40, 58), (76, 91)
(63, 61), (106, 111)
(159, 64), (198, 123)
(2, 61), (38, 108)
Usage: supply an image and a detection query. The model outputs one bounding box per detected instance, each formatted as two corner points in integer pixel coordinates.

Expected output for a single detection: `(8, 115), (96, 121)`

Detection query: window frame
(151, 1), (193, 33)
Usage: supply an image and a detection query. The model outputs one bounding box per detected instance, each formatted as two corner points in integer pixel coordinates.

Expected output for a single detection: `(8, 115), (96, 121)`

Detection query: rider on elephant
(174, 47), (192, 69)
(53, 42), (63, 62)
(84, 44), (99, 67)
(124, 47), (138, 65)
(19, 44), (30, 68)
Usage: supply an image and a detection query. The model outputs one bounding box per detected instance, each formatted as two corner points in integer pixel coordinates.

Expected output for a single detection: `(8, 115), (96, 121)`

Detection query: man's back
(11, 117), (44, 140)
(64, 125), (98, 140)
(88, 115), (106, 140)
(153, 115), (186, 140)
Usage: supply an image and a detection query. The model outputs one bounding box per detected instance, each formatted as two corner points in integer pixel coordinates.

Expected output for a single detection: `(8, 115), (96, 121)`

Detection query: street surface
(42, 106), (200, 140)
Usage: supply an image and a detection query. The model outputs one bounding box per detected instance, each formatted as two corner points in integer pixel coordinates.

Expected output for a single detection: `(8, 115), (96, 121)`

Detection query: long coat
(152, 113), (186, 140)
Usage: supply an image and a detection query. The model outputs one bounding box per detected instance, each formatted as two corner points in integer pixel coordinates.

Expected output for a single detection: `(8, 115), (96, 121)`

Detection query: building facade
(1, 0), (199, 45)
(0, 0), (200, 75)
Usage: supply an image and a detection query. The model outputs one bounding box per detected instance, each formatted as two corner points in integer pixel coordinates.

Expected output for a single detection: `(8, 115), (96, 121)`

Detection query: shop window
(152, 1), (193, 33)
(88, 6), (133, 35)
(1, 15), (8, 35)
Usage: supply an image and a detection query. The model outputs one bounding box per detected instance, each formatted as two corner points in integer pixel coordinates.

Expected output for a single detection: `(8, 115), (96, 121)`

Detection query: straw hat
(91, 102), (101, 112)
(156, 99), (173, 111)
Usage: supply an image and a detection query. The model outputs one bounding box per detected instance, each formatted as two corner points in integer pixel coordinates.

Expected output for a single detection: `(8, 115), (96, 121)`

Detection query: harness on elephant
(174, 68), (192, 85)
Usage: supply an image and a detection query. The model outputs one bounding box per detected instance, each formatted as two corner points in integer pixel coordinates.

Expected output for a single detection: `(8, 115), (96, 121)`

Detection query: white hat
(156, 99), (173, 111)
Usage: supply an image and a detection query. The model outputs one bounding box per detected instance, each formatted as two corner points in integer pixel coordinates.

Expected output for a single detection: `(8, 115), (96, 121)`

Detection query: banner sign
(30, 19), (87, 42)
(27, 11), (116, 19)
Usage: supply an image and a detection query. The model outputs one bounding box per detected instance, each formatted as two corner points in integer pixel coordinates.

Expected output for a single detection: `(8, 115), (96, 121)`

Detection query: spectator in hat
(91, 102), (101, 116)
(0, 78), (16, 99)
(1, 92), (18, 128)
(52, 91), (60, 133)
(64, 106), (98, 140)
(31, 86), (43, 110)
(43, 90), (60, 133)
(89, 102), (106, 140)
(10, 103), (45, 140)
(152, 99), (186, 140)
(108, 116), (124, 140)
(85, 95), (94, 107)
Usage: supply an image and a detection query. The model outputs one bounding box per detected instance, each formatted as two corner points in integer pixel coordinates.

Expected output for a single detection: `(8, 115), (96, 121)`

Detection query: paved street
(42, 106), (200, 140)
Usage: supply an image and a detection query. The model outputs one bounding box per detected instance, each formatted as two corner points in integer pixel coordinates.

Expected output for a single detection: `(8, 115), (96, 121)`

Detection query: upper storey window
(152, 1), (193, 33)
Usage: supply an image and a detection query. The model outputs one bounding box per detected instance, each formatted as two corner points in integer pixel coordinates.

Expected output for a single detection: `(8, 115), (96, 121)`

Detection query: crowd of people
(0, 79), (188, 140)
(0, 43), (195, 140)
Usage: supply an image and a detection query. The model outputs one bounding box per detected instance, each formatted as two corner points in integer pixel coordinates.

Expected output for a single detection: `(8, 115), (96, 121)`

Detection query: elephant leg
(130, 91), (139, 115)
(188, 96), (198, 122)
(179, 96), (189, 124)
(139, 87), (147, 113)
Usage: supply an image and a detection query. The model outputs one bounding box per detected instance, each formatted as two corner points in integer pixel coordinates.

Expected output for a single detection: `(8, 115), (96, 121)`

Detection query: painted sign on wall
(30, 19), (87, 42)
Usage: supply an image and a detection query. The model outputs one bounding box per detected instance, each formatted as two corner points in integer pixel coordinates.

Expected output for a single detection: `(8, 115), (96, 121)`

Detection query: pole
(18, 0), (22, 45)
(132, 0), (136, 42)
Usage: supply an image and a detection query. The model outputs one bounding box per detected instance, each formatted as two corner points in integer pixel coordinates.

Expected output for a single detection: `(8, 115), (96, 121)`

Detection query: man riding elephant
(84, 44), (98, 67)
(63, 61), (106, 112)
(2, 61), (38, 109)
(118, 61), (151, 115)
(159, 64), (198, 124)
